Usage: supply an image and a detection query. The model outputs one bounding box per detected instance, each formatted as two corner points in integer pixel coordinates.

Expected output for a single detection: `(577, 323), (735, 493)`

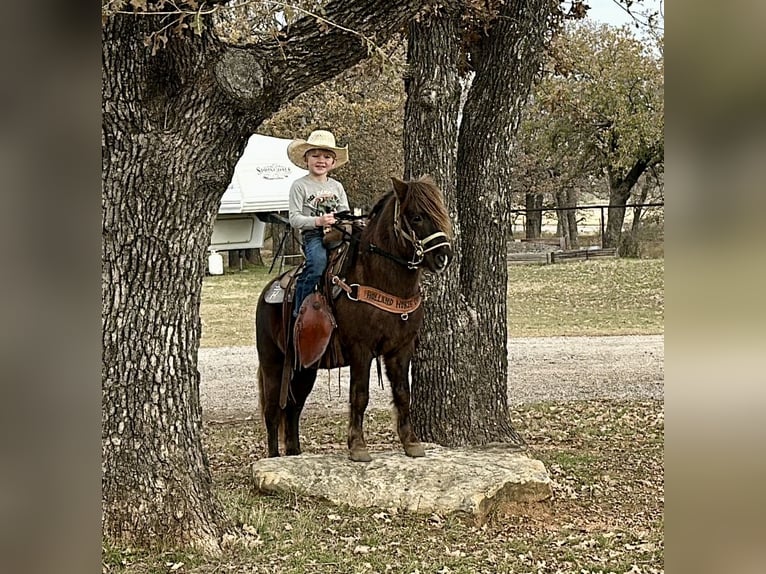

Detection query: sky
(585, 0), (664, 30)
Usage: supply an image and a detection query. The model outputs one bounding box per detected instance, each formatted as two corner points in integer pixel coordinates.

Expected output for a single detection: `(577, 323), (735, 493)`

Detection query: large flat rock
(252, 445), (552, 522)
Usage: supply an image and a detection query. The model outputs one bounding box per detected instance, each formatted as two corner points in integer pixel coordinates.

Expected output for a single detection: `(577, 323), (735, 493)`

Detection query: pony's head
(388, 176), (453, 273)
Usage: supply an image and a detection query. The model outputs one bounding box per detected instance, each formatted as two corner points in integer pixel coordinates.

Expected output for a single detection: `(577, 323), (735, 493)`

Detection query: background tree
(621, 164), (665, 256)
(102, 0), (424, 550)
(515, 88), (595, 247)
(520, 21), (664, 250)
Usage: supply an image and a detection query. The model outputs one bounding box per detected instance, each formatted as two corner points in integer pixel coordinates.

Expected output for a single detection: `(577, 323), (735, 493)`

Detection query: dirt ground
(198, 334), (664, 420)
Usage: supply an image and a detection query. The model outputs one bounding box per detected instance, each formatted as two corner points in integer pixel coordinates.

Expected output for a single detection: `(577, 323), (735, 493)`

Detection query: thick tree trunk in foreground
(102, 1), (423, 549)
(566, 188), (579, 248)
(101, 15), (237, 551)
(408, 0), (552, 446)
(227, 249), (262, 268)
(631, 177), (652, 234)
(456, 0), (548, 446)
(246, 249), (263, 265)
(404, 11), (472, 444)
(102, 142), (229, 550)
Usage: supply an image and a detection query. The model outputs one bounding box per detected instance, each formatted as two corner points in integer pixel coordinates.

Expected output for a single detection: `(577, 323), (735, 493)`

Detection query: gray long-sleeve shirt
(288, 175), (350, 231)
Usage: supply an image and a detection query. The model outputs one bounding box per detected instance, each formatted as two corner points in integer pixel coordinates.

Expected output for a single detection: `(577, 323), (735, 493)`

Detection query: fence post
(599, 207), (605, 248)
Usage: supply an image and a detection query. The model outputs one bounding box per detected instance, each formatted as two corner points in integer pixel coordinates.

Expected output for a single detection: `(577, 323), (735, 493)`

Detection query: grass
(104, 400), (664, 573)
(507, 258), (664, 337)
(200, 265), (275, 348)
(200, 257), (664, 347)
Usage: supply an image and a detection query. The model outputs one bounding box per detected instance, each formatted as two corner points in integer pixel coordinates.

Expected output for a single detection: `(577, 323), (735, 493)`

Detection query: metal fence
(508, 202), (664, 248)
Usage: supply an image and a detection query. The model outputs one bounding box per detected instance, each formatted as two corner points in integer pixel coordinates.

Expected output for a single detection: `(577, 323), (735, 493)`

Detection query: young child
(286, 130), (350, 318)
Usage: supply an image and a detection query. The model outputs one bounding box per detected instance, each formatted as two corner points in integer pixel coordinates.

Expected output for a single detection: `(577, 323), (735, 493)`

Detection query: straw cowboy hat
(287, 130), (349, 169)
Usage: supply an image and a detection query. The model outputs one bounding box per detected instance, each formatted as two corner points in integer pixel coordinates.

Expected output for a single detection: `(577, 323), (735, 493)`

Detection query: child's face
(305, 149), (336, 176)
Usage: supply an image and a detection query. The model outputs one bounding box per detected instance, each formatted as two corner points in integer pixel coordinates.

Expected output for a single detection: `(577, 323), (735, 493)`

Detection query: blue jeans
(293, 231), (327, 317)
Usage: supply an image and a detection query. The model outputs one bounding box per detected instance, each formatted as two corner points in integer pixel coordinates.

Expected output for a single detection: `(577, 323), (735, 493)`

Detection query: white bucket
(208, 251), (224, 275)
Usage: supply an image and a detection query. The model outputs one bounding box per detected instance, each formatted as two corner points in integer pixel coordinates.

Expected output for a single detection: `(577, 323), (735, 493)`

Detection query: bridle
(368, 196), (451, 270)
(330, 194), (451, 320)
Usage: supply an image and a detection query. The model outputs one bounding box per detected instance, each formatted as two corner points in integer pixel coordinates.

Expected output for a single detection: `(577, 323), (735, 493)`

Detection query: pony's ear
(391, 177), (408, 202)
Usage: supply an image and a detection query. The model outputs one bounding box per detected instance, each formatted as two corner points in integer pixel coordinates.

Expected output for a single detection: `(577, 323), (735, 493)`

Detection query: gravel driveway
(199, 334), (663, 420)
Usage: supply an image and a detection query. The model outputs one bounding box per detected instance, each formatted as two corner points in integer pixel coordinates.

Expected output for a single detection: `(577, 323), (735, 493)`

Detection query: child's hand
(315, 213), (336, 227)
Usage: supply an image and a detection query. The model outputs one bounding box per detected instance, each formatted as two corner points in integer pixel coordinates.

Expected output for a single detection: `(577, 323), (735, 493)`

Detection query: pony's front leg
(348, 350), (373, 462)
(385, 353), (425, 458)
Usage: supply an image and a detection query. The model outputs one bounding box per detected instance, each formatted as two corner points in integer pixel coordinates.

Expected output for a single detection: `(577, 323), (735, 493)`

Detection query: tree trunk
(555, 188), (579, 249)
(525, 191), (543, 239)
(404, 10), (473, 444)
(101, 131), (233, 552)
(456, 0), (550, 445)
(102, 15), (238, 551)
(603, 145), (661, 248)
(228, 249), (241, 269)
(631, 177), (650, 234)
(408, 0), (551, 446)
(245, 248), (263, 265)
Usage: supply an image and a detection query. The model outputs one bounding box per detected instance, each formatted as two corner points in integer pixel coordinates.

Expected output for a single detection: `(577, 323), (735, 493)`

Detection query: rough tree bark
(408, 0), (554, 445)
(102, 15), (236, 552)
(102, 0), (423, 550)
(404, 9), (470, 444)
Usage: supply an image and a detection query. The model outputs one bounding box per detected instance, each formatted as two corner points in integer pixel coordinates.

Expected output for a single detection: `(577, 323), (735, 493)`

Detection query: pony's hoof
(404, 443), (426, 457)
(349, 448), (372, 463)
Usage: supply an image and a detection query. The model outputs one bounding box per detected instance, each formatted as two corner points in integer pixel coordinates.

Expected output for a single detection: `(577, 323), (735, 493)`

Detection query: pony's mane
(404, 176), (452, 239)
(368, 176), (452, 239)
(369, 192), (391, 220)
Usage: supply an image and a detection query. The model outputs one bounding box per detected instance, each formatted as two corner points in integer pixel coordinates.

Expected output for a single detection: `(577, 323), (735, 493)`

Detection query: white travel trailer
(209, 134), (307, 254)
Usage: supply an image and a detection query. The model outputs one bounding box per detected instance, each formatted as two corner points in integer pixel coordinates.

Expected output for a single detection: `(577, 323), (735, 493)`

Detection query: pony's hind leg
(385, 353), (425, 458)
(283, 368), (318, 455)
(258, 363), (284, 457)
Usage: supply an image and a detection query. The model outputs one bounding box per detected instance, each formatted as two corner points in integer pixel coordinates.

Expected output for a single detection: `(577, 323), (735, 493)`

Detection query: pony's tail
(257, 364), (266, 425)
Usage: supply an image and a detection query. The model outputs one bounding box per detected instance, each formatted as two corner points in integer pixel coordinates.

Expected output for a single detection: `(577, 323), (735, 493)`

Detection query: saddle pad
(264, 281), (285, 304)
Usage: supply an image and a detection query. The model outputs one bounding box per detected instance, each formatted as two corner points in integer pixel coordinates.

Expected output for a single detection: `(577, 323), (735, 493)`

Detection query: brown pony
(255, 176), (453, 462)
